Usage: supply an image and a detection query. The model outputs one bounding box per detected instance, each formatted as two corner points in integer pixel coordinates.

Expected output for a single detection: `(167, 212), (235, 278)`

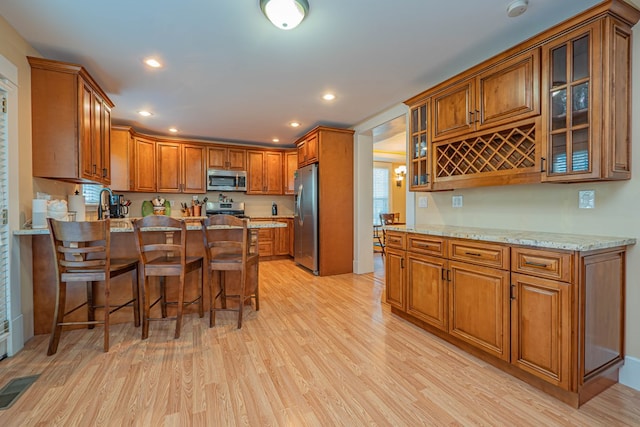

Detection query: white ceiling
(0, 0), (601, 148)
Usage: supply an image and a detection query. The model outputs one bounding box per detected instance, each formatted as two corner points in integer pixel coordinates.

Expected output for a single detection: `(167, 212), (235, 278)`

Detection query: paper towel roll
(68, 194), (86, 221)
(32, 199), (48, 229)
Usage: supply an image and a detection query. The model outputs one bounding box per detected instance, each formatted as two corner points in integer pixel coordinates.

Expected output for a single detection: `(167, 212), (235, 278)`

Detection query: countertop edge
(14, 221), (286, 235)
(384, 224), (637, 251)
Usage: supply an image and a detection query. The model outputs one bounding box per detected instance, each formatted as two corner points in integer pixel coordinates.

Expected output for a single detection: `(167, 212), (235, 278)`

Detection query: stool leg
(48, 280), (67, 356)
(198, 261), (204, 319)
(141, 272), (150, 340)
(132, 268), (140, 327)
(254, 263), (260, 312)
(160, 276), (167, 318)
(220, 272), (227, 309)
(237, 268), (246, 329)
(104, 277), (110, 352)
(175, 272), (185, 339)
(87, 281), (96, 329)
(209, 268), (215, 328)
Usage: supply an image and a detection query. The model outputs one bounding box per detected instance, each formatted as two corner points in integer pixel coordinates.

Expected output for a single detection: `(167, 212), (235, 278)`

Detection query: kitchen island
(383, 224), (635, 407)
(15, 219), (286, 335)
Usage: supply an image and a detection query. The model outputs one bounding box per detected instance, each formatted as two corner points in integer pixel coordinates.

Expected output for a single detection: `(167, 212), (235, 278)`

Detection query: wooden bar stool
(133, 216), (204, 339)
(201, 215), (259, 328)
(47, 218), (139, 355)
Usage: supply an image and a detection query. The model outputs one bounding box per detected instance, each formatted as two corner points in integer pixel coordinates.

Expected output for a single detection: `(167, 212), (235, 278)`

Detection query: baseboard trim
(619, 356), (640, 391)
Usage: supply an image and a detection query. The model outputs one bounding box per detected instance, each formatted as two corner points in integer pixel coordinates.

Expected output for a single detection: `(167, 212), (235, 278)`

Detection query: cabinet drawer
(385, 231), (406, 250)
(511, 247), (572, 282)
(407, 234), (446, 257)
(448, 240), (509, 270)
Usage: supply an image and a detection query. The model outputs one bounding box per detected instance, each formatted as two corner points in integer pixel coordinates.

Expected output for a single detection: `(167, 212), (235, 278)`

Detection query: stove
(205, 201), (246, 217)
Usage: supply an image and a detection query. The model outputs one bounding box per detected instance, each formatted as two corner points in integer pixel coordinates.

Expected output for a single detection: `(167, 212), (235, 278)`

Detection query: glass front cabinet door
(408, 100), (431, 191)
(542, 18), (633, 182)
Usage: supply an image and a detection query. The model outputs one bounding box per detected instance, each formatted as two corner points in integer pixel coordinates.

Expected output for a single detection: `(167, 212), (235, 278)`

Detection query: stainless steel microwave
(206, 169), (247, 192)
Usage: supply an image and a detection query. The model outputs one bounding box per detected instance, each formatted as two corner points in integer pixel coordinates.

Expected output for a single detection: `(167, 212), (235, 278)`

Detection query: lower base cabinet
(385, 230), (629, 407)
(252, 218), (293, 258)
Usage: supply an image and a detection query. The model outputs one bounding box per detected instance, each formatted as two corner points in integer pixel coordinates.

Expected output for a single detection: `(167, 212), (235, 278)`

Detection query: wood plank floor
(1, 259), (639, 426)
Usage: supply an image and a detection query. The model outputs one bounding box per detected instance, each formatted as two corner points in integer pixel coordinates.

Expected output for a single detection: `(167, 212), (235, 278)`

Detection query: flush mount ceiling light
(507, 0), (528, 18)
(138, 110), (152, 117)
(289, 121), (301, 127)
(260, 0), (309, 30)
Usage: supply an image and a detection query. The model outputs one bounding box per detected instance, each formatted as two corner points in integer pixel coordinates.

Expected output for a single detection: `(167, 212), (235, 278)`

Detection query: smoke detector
(507, 0), (528, 18)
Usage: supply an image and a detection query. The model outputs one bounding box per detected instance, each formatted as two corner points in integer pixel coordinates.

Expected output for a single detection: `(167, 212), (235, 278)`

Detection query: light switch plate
(418, 196), (428, 208)
(452, 195), (463, 208)
(579, 190), (595, 209)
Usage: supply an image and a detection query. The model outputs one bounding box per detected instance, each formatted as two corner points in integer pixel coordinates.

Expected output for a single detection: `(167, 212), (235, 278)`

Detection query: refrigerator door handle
(297, 184), (304, 225)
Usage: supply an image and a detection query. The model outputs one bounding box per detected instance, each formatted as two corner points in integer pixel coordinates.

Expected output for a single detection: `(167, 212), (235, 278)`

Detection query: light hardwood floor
(1, 259), (639, 426)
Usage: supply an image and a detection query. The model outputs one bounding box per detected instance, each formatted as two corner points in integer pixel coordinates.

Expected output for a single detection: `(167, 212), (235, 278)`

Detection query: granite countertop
(384, 224), (636, 252)
(14, 218), (286, 235)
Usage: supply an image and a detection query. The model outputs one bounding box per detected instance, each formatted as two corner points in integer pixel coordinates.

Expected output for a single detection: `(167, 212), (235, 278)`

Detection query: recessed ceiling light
(272, 138), (280, 143)
(144, 58), (162, 68)
(138, 110), (152, 117)
(289, 121), (300, 128)
(169, 127), (178, 133)
(322, 93), (336, 101)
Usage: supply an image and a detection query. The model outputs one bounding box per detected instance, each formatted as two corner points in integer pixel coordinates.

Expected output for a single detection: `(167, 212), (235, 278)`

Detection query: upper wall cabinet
(542, 15), (634, 182)
(29, 56), (114, 185)
(207, 145), (246, 171)
(247, 150), (283, 195)
(432, 49), (540, 143)
(404, 0), (640, 191)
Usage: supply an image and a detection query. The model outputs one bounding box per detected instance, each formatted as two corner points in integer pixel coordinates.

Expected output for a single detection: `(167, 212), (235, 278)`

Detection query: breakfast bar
(15, 219), (286, 335)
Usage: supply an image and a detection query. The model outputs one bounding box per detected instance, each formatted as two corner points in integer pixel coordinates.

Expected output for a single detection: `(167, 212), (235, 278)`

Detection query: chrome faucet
(97, 187), (114, 220)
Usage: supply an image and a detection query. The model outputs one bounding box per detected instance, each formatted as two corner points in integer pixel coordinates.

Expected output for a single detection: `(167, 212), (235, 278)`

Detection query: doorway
(372, 115), (407, 276)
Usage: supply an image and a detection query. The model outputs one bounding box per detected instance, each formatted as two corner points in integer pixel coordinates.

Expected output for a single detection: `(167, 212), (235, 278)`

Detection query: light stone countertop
(14, 218), (286, 235)
(384, 224), (636, 252)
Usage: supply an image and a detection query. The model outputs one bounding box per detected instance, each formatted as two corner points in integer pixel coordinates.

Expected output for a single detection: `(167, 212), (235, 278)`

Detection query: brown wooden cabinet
(156, 142), (206, 193)
(257, 228), (274, 257)
(448, 259), (511, 362)
(110, 126), (133, 192)
(404, 1), (639, 191)
(432, 49), (539, 142)
(132, 136), (156, 192)
(296, 132), (318, 167)
(29, 56), (114, 185)
(294, 126), (355, 276)
(207, 145), (246, 171)
(408, 101), (431, 191)
(541, 15), (634, 182)
(274, 219), (290, 256)
(247, 150), (283, 195)
(385, 229), (630, 407)
(284, 151), (298, 195)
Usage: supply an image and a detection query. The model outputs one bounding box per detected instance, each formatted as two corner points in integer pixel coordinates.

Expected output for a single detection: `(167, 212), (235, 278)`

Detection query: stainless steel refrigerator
(294, 163), (318, 275)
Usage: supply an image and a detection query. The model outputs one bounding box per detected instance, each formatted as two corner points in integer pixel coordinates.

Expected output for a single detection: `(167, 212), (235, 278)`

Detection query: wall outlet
(452, 195), (463, 208)
(579, 190), (595, 209)
(169, 200), (174, 207)
(418, 196), (428, 208)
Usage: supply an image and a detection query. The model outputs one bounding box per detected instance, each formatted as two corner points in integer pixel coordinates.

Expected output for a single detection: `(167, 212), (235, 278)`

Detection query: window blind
(373, 167), (390, 225)
(0, 90), (9, 343)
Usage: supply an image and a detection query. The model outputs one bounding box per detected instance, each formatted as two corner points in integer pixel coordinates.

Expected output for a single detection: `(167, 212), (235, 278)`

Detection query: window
(373, 166), (389, 225)
(82, 184), (102, 205)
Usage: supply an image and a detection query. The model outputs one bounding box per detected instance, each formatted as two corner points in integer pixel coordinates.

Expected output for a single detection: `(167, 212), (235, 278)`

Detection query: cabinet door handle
(510, 284), (516, 300)
(540, 156), (546, 173)
(446, 269), (451, 282)
(92, 164), (97, 174)
(102, 168), (107, 177)
(468, 111), (474, 124)
(401, 258), (405, 269)
(524, 260), (549, 268)
(441, 268), (446, 281)
(464, 251), (482, 257)
(475, 109), (480, 123)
